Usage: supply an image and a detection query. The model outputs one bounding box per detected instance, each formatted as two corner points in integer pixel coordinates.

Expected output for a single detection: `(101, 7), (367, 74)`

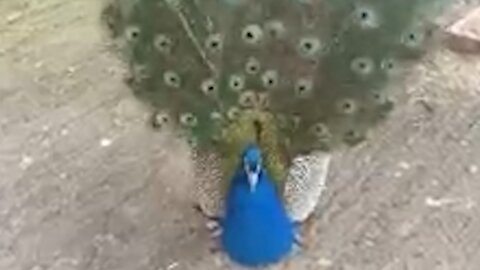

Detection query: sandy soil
(1, 1), (479, 269)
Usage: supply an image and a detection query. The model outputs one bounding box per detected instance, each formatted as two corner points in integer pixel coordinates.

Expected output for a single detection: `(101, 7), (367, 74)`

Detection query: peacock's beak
(247, 171), (259, 192)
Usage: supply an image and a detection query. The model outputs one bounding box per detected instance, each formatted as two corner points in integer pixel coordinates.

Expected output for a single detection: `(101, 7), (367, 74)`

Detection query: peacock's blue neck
(221, 148), (295, 267)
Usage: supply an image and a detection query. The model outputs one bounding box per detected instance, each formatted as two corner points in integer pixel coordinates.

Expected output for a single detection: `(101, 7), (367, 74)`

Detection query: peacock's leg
(193, 204), (223, 241)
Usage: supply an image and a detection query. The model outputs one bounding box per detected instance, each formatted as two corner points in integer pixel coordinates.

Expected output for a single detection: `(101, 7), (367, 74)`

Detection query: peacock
(101, 0), (450, 267)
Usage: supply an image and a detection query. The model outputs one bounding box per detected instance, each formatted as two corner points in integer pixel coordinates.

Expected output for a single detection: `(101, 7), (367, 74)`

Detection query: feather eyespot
(381, 58), (396, 73)
(227, 107), (241, 121)
(261, 70), (279, 89)
(373, 92), (383, 102)
(154, 34), (173, 53)
(151, 112), (170, 129)
(257, 92), (270, 109)
(294, 78), (313, 98)
(337, 99), (358, 115)
(310, 122), (330, 138)
(354, 6), (379, 29)
(297, 37), (321, 58)
(344, 129), (364, 145)
(242, 24), (264, 45)
(201, 78), (218, 96)
(131, 65), (148, 84)
(229, 74), (245, 91)
(351, 57), (375, 76)
(205, 33), (223, 52)
(264, 20), (286, 39)
(238, 91), (256, 108)
(186, 136), (198, 147)
(210, 111), (223, 121)
(245, 57), (261, 75)
(163, 71), (181, 88)
(371, 92), (394, 115)
(125, 26), (140, 41)
(180, 113), (198, 127)
(402, 30), (425, 49)
(371, 91), (388, 105)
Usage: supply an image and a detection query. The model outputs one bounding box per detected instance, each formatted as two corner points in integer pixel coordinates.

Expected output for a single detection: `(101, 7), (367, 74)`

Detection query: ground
(0, 1), (479, 270)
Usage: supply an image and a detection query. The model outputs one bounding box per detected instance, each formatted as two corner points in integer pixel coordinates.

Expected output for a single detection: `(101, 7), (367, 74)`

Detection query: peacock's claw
(298, 214), (319, 250)
(294, 232), (305, 249)
(193, 204), (221, 223)
(193, 204), (223, 238)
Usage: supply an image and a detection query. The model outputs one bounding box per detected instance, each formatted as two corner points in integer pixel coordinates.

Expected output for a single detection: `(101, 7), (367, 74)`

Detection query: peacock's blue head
(241, 144), (263, 192)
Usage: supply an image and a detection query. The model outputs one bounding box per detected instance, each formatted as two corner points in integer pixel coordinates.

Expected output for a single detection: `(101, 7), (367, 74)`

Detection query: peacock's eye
(245, 57), (261, 75)
(351, 56), (375, 76)
(354, 6), (380, 29)
(264, 20), (286, 39)
(297, 37), (321, 58)
(261, 70), (279, 89)
(337, 98), (358, 114)
(242, 24), (264, 45)
(402, 29), (425, 48)
(154, 34), (173, 53)
(205, 33), (223, 52)
(125, 25), (140, 41)
(239, 90), (257, 108)
(294, 78), (314, 98)
(227, 106), (240, 121)
(310, 122), (330, 138)
(163, 70), (181, 88)
(201, 78), (218, 96)
(229, 74), (246, 91)
(180, 112), (198, 127)
(151, 112), (170, 129)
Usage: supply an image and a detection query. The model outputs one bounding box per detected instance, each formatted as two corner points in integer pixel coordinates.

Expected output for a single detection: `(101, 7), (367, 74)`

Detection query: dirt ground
(1, 1), (479, 270)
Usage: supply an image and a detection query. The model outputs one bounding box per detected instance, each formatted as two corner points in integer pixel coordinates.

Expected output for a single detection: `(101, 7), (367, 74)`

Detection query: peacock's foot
(298, 214), (319, 250)
(193, 204), (223, 253)
(193, 204), (221, 223)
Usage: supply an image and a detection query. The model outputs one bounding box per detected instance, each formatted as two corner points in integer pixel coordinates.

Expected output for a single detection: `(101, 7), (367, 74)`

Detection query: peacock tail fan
(101, 0), (451, 217)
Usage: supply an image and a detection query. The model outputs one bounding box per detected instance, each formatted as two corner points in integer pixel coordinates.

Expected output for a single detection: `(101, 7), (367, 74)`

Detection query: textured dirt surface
(1, 1), (479, 270)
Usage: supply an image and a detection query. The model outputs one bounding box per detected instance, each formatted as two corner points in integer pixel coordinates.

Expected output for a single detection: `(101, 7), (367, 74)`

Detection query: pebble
(100, 138), (113, 147)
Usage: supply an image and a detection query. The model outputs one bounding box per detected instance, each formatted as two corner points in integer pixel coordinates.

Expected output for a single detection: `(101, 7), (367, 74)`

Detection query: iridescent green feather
(102, 0), (451, 219)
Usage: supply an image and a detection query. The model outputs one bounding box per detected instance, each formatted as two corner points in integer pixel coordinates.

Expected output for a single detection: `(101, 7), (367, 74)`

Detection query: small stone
(67, 66), (76, 74)
(60, 128), (69, 136)
(100, 138), (113, 147)
(41, 138), (51, 147)
(393, 171), (402, 178)
(425, 196), (455, 207)
(468, 165), (478, 174)
(113, 118), (124, 127)
(364, 239), (375, 247)
(317, 258), (333, 267)
(7, 12), (22, 23)
(19, 155), (33, 169)
(34, 61), (44, 69)
(425, 197), (442, 207)
(166, 262), (179, 270)
(398, 161), (410, 170)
